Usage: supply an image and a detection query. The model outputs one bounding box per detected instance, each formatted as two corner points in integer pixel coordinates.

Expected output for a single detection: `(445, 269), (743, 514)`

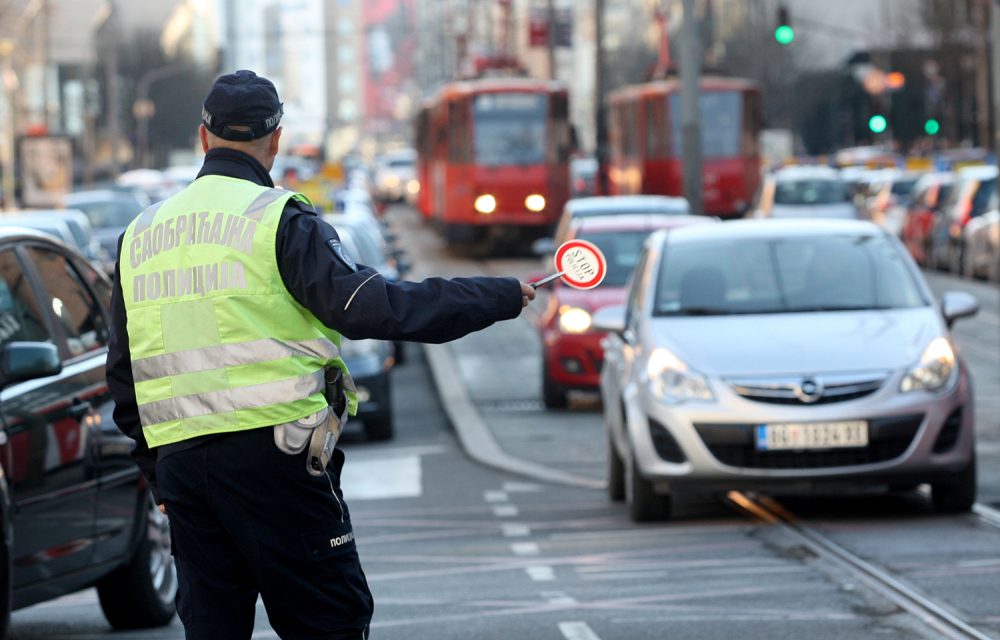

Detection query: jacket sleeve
(275, 205), (524, 343)
(105, 235), (161, 503)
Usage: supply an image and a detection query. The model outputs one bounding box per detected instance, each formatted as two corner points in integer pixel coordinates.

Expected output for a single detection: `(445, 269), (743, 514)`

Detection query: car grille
(727, 372), (888, 405)
(693, 414), (923, 469)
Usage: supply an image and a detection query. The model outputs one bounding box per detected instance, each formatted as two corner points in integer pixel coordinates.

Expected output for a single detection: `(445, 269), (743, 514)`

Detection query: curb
(423, 341), (604, 491)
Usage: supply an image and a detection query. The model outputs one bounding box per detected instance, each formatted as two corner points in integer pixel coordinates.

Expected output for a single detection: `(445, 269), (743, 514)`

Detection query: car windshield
(774, 179), (850, 205)
(474, 93), (547, 166)
(891, 179), (917, 197)
(71, 199), (141, 229)
(654, 234), (926, 316)
(971, 178), (997, 218)
(576, 230), (653, 287)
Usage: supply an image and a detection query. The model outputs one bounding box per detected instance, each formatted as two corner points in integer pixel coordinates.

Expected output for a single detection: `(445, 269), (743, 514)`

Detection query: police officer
(106, 70), (536, 640)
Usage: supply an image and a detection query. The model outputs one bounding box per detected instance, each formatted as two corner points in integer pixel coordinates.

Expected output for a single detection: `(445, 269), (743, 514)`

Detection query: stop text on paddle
(530, 239), (607, 290)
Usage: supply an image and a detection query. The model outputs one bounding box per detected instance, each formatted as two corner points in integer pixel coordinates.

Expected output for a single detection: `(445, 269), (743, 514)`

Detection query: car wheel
(626, 449), (671, 522)
(607, 431), (625, 502)
(97, 493), (177, 630)
(542, 360), (568, 409)
(931, 459), (977, 514)
(0, 537), (10, 639)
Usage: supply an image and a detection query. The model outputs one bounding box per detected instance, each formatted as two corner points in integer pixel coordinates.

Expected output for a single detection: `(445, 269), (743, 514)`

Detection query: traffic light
(869, 114), (888, 134)
(924, 118), (941, 136)
(775, 6), (795, 45)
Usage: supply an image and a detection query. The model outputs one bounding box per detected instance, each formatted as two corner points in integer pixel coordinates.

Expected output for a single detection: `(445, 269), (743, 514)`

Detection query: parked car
(856, 169), (922, 235)
(752, 167), (858, 220)
(328, 222), (397, 440)
(64, 189), (150, 273)
(901, 172), (954, 266)
(928, 165), (998, 274)
(374, 149), (417, 203)
(596, 219), (979, 521)
(0, 227), (176, 634)
(570, 157), (599, 198)
(963, 188), (999, 281)
(537, 213), (714, 408)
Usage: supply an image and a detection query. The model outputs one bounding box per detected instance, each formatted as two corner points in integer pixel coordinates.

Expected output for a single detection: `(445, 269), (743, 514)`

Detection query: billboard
(19, 136), (73, 209)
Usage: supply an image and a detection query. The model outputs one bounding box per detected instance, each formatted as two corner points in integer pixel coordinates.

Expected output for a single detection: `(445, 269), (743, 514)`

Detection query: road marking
(526, 565), (556, 581)
(342, 455), (421, 500)
(972, 502), (1000, 529)
(511, 542), (540, 556)
(484, 490), (509, 503)
(558, 621), (602, 640)
(492, 505), (519, 517)
(503, 481), (543, 493)
(544, 591), (578, 606)
(502, 523), (531, 537)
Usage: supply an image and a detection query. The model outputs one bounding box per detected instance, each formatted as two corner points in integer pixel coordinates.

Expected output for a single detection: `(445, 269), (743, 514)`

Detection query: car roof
(955, 164), (999, 180)
(665, 219), (882, 244)
(0, 225), (72, 245)
(66, 189), (138, 202)
(566, 195), (689, 214)
(572, 213), (711, 234)
(774, 166), (841, 180)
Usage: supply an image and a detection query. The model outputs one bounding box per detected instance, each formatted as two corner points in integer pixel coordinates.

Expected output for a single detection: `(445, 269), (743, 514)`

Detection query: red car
(901, 172), (954, 266)
(537, 213), (715, 408)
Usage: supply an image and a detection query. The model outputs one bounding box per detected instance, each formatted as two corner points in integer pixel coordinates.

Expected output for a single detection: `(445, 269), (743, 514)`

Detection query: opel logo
(794, 377), (824, 404)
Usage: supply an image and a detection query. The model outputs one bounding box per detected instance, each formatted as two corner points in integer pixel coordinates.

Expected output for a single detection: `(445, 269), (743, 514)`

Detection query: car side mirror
(531, 237), (555, 256)
(592, 305), (627, 334)
(1, 342), (61, 388)
(941, 291), (978, 327)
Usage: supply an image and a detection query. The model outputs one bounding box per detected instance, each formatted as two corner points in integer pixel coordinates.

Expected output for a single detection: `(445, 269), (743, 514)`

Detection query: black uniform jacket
(107, 148), (524, 501)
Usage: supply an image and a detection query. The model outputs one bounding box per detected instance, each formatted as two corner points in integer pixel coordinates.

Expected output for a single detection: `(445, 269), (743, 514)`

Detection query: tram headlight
(525, 194), (546, 212)
(474, 194), (497, 214)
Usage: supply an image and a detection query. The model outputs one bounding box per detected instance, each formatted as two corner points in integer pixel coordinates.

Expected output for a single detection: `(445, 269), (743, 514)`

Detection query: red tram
(607, 77), (762, 218)
(415, 78), (571, 244)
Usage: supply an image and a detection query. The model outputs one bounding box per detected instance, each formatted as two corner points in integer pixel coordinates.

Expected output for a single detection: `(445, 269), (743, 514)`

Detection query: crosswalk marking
(558, 621), (602, 640)
(341, 455), (422, 500)
(502, 523), (531, 537)
(511, 542), (540, 556)
(492, 504), (519, 517)
(526, 565), (555, 581)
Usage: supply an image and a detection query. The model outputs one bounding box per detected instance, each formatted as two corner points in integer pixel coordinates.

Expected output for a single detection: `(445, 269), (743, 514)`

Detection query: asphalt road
(9, 205), (998, 640)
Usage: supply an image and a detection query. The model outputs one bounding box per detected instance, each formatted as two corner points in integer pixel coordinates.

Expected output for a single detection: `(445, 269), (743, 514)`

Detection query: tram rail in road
(727, 491), (998, 640)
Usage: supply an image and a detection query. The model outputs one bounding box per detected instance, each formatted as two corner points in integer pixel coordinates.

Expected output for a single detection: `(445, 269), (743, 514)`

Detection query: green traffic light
(924, 118), (940, 136)
(774, 25), (795, 45)
(869, 114), (888, 134)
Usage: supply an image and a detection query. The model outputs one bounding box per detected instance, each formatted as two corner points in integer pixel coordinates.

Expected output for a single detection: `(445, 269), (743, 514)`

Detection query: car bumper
(624, 365), (974, 489)
(543, 330), (604, 389)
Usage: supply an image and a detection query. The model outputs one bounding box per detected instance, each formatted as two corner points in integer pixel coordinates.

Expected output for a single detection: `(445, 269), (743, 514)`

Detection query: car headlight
(341, 339), (380, 358)
(407, 179), (420, 195)
(645, 347), (714, 404)
(525, 194), (546, 212)
(474, 194), (497, 214)
(558, 306), (592, 334)
(900, 337), (956, 393)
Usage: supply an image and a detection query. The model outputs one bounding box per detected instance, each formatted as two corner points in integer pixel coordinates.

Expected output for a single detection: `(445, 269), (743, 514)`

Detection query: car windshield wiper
(789, 304), (896, 312)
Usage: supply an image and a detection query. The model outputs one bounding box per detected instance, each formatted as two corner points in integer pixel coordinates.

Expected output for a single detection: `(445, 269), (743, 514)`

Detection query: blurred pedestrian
(106, 69), (536, 640)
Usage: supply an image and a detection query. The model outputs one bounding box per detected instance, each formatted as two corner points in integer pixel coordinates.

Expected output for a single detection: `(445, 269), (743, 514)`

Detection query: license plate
(756, 421), (868, 451)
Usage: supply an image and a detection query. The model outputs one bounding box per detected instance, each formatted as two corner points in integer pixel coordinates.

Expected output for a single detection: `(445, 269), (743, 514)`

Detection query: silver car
(596, 219), (979, 521)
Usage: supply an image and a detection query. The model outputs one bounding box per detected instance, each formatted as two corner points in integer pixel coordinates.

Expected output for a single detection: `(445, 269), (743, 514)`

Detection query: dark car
(330, 222), (397, 441)
(64, 189), (150, 274)
(0, 228), (175, 635)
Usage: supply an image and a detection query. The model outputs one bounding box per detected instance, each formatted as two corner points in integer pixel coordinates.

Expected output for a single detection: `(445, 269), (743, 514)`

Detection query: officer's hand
(158, 504), (166, 514)
(520, 282), (536, 308)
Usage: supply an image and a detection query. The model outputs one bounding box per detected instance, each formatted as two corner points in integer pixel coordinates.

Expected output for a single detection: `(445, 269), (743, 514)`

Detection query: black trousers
(156, 427), (374, 640)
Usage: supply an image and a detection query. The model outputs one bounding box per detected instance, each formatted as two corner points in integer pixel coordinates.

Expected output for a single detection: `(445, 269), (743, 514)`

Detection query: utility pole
(972, 0), (991, 149)
(993, 0), (1000, 151)
(594, 0), (609, 194)
(546, 0), (557, 80)
(679, 0), (703, 215)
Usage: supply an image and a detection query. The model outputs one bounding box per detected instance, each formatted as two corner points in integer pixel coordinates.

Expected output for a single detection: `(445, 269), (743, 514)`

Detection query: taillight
(574, 178), (586, 192)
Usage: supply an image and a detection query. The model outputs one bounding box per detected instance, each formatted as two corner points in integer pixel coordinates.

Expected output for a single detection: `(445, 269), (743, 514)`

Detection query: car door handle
(68, 400), (93, 419)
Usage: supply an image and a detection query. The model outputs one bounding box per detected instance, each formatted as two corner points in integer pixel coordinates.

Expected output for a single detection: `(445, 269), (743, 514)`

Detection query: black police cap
(201, 70), (284, 142)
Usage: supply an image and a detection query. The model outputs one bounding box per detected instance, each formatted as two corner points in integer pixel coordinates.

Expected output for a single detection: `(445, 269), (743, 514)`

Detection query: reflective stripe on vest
(120, 176), (356, 448)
